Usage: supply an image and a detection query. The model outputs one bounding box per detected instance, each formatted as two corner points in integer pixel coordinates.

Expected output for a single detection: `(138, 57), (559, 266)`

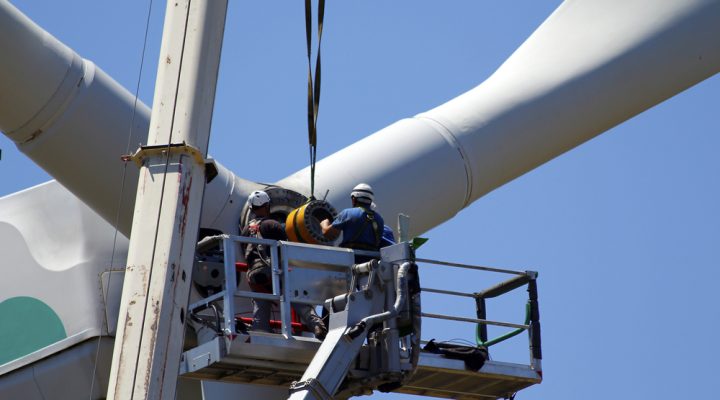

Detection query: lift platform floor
(181, 334), (540, 399)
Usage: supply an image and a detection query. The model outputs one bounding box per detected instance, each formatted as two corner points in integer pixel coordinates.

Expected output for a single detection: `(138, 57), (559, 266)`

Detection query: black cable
(305, 0), (325, 198)
(89, 1), (155, 398)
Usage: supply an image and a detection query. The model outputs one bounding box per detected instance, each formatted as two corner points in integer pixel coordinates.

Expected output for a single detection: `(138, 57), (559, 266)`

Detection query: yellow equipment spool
(286, 200), (337, 245)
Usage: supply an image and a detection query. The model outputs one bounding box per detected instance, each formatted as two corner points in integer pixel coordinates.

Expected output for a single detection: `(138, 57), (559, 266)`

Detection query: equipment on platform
(181, 235), (542, 399)
(285, 200), (337, 245)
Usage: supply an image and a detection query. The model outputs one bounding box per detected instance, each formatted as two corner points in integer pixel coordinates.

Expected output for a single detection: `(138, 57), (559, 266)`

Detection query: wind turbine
(1, 0), (719, 399)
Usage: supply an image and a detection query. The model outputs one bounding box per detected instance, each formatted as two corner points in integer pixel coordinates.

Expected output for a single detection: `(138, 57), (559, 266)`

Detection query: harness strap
(246, 218), (271, 267)
(346, 206), (382, 250)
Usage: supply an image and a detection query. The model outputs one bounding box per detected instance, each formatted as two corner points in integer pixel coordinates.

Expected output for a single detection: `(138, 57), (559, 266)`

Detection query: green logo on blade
(0, 296), (67, 365)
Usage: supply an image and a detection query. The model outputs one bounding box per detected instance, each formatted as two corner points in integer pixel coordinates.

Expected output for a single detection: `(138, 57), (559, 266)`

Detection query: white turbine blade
(0, 1), (77, 138)
(0, 1), (145, 235)
(278, 0), (720, 237)
(0, 1), (258, 236)
(430, 0), (720, 203)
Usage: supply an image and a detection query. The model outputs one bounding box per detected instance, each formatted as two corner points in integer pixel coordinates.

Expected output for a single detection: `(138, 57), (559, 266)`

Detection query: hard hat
(350, 183), (374, 203)
(248, 190), (271, 207)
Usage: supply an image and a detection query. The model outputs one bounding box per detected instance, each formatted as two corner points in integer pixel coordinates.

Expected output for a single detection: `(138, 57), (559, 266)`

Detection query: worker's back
(335, 206), (384, 251)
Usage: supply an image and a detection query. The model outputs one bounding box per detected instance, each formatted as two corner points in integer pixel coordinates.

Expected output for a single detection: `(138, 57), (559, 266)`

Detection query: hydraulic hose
(476, 301), (530, 348)
(408, 286), (422, 374)
(347, 262), (411, 339)
(196, 234), (224, 253)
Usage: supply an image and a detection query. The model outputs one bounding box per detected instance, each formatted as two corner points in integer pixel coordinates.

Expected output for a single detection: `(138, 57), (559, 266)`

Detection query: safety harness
(342, 206), (383, 251)
(244, 218), (271, 267)
(243, 218), (275, 293)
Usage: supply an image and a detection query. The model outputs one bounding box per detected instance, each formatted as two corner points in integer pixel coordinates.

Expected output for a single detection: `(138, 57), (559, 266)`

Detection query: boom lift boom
(288, 244), (420, 399)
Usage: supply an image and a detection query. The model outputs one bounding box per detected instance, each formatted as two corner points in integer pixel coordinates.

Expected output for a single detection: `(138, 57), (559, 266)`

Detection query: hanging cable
(305, 0), (325, 199)
(89, 1), (155, 398)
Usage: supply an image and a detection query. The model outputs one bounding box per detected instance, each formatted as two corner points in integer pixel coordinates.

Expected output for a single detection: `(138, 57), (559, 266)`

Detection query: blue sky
(2, 1), (719, 399)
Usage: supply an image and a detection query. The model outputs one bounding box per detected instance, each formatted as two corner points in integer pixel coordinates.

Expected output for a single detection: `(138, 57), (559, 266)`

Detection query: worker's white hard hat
(248, 190), (271, 207)
(350, 183), (374, 204)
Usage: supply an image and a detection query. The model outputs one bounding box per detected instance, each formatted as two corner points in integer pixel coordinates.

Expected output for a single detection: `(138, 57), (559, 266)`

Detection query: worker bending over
(321, 183), (385, 262)
(241, 190), (327, 339)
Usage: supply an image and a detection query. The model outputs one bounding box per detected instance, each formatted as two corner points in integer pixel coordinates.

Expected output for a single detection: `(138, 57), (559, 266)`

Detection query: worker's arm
(321, 219), (340, 240)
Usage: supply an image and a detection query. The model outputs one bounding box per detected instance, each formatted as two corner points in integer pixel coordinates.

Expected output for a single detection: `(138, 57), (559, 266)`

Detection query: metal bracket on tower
(122, 142), (205, 168)
(121, 142), (218, 183)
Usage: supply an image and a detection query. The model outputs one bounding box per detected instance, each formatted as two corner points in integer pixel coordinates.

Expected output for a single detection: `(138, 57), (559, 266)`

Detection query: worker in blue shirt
(321, 183), (385, 261)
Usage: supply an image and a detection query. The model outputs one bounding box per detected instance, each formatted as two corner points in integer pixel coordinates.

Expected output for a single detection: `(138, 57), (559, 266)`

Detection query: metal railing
(189, 234), (356, 339)
(188, 235), (541, 372)
(416, 257), (542, 371)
